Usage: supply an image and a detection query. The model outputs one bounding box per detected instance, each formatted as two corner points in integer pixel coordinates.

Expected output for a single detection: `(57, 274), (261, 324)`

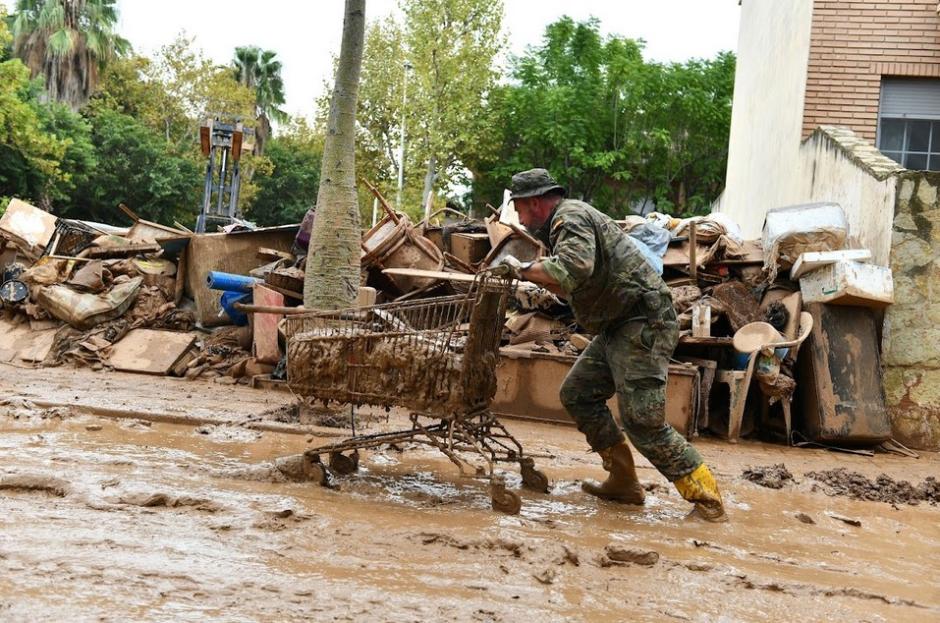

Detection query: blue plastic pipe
(206, 271), (259, 293)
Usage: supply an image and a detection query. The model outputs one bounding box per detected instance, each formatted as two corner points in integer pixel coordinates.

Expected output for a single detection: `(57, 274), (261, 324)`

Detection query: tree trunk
(421, 154), (437, 208)
(303, 0), (366, 310)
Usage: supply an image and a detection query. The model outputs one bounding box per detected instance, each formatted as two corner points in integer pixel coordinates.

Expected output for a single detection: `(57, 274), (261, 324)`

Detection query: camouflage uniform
(537, 199), (703, 482)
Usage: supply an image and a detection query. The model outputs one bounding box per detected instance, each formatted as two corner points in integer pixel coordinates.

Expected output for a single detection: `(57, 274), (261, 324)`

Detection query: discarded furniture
(796, 303), (891, 446)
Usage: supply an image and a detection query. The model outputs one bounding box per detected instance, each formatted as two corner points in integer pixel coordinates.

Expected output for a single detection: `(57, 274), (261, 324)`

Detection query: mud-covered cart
(285, 275), (548, 513)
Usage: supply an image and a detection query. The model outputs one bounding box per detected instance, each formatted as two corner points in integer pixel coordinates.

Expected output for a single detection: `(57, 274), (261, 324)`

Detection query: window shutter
(880, 78), (940, 119)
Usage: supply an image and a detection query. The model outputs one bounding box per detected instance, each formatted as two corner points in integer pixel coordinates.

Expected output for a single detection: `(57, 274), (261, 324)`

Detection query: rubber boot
(674, 463), (727, 522)
(581, 441), (646, 504)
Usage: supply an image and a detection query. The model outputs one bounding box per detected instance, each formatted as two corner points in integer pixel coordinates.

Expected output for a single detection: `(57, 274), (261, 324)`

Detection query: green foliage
(1, 7), (13, 60)
(11, 0), (129, 109)
(247, 120), (323, 227)
(34, 99), (97, 204)
(233, 45), (288, 123)
(353, 0), (504, 215)
(472, 18), (734, 217)
(63, 108), (201, 223)
(0, 57), (68, 205)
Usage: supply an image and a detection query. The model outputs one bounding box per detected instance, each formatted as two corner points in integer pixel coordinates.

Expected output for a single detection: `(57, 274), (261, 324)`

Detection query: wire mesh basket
(286, 276), (507, 417)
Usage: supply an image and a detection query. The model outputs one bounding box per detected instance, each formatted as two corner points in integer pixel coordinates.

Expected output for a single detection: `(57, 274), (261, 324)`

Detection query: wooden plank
(789, 249), (872, 280)
(252, 284), (284, 364)
(679, 335), (734, 346)
(85, 243), (162, 258)
(17, 330), (56, 363)
(235, 303), (306, 315)
(108, 329), (196, 375)
(383, 268), (479, 283)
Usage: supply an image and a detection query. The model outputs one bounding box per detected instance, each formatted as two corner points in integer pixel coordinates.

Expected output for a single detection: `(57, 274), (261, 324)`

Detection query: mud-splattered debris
(261, 402), (300, 423)
(0, 474), (69, 497)
(116, 491), (222, 512)
(794, 512), (815, 524)
(415, 532), (526, 558)
(85, 424), (102, 431)
(806, 468), (939, 506)
(828, 513), (862, 527)
(643, 482), (669, 494)
(560, 545), (580, 566)
(532, 568), (556, 585)
(742, 464), (794, 489)
(604, 544), (660, 566)
(1, 398), (72, 421)
(274, 453), (328, 484)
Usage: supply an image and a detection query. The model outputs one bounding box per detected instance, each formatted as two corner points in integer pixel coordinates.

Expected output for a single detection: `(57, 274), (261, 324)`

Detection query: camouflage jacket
(538, 199), (672, 333)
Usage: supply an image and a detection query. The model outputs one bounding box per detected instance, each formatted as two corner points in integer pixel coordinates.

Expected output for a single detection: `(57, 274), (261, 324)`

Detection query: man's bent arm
(520, 262), (566, 297)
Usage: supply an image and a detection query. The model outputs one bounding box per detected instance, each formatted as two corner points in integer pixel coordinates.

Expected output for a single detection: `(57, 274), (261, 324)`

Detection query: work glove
(492, 255), (532, 280)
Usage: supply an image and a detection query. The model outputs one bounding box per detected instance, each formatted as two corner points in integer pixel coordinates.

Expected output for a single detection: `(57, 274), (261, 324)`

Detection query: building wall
(884, 171), (940, 450)
(719, 0), (814, 238)
(796, 127), (902, 265)
(802, 0), (940, 141)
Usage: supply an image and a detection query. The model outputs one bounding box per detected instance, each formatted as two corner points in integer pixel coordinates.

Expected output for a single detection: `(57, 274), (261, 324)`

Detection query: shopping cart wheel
(520, 458), (549, 493)
(301, 454), (329, 486)
(329, 451), (359, 475)
(490, 475), (522, 515)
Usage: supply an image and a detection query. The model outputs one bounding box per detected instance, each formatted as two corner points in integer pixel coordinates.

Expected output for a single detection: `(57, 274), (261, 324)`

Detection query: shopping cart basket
(285, 273), (548, 513)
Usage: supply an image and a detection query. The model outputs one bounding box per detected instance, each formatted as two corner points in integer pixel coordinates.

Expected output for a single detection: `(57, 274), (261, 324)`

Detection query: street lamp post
(396, 61), (413, 210)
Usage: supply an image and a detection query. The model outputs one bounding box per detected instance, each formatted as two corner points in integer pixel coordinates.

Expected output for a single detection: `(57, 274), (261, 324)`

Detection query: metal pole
(371, 197), (378, 227)
(396, 61), (412, 210)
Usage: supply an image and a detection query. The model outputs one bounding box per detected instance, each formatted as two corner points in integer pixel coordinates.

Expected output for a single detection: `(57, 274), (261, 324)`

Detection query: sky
(2, 0), (741, 119)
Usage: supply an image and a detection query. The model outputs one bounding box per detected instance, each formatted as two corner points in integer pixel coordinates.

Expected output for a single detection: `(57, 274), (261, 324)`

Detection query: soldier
(497, 168), (726, 522)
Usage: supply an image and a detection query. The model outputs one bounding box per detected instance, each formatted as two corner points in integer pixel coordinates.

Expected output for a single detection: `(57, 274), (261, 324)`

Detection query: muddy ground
(1, 366), (938, 622)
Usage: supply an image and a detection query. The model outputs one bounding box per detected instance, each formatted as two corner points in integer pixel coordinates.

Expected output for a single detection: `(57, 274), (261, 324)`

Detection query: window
(877, 78), (940, 171)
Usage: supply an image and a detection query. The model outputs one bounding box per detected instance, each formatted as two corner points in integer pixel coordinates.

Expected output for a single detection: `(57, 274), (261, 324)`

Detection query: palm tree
(11, 0), (129, 110)
(233, 45), (288, 155)
(303, 0), (365, 310)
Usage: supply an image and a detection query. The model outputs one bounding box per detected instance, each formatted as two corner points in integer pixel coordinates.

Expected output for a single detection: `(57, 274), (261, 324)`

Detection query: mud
(0, 366), (939, 621)
(742, 463), (795, 489)
(806, 467), (940, 505)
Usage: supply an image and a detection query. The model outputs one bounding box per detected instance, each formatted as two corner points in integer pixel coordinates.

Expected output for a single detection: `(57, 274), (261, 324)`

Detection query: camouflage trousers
(559, 317), (703, 482)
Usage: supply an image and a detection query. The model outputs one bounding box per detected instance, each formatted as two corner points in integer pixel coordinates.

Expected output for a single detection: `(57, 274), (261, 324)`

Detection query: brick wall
(802, 0), (940, 141)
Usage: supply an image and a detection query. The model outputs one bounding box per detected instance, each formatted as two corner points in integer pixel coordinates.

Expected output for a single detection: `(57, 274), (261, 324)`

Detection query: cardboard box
(799, 260), (893, 307)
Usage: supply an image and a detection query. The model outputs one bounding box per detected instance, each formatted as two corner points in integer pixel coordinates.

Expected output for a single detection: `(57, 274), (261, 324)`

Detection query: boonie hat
(510, 168), (567, 200)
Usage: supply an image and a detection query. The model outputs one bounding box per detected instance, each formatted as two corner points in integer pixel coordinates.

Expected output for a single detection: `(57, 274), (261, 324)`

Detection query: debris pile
(806, 468), (940, 506)
(1, 190), (896, 450)
(0, 198), (292, 381)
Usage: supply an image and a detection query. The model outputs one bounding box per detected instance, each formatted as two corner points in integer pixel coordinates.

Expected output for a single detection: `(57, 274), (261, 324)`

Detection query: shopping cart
(285, 273), (548, 513)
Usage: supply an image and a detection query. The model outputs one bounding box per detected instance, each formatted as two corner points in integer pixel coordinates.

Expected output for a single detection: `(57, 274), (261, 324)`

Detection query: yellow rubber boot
(581, 441), (646, 505)
(674, 463), (727, 522)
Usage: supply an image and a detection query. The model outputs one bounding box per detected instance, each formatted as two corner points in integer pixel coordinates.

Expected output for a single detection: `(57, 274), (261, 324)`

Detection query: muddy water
(1, 397), (939, 621)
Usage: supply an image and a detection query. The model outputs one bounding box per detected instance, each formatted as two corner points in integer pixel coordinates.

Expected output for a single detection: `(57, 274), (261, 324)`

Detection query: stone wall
(884, 172), (940, 450)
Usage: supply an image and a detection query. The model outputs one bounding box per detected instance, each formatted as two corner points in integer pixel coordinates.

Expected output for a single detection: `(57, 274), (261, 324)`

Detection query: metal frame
(286, 275), (548, 511)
